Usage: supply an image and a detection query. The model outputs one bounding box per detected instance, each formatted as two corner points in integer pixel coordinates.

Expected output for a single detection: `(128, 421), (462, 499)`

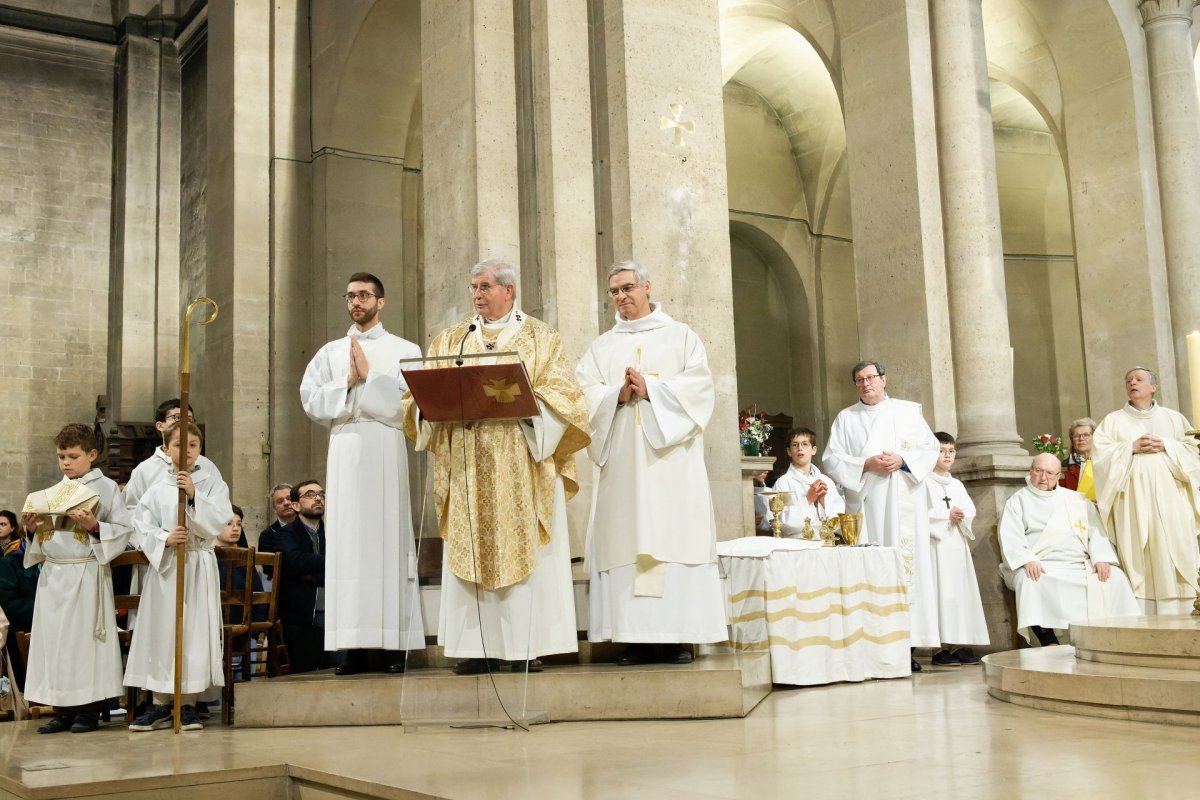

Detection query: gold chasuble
(404, 313), (590, 590)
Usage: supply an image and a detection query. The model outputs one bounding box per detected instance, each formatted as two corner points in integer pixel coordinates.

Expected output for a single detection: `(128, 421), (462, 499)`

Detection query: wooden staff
(173, 297), (218, 733)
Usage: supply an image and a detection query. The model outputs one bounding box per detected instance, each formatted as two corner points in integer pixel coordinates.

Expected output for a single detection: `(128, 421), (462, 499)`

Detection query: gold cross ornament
(660, 103), (695, 146)
(483, 379), (521, 404)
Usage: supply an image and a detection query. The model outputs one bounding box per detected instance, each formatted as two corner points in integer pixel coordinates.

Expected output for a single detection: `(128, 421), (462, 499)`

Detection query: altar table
(717, 537), (912, 685)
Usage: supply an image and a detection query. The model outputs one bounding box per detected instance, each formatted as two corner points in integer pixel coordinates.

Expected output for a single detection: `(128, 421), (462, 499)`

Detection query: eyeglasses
(1030, 468), (1060, 478)
(1071, 432), (1092, 440)
(299, 490), (326, 500)
(470, 282), (502, 295)
(853, 373), (884, 385)
(608, 283), (641, 298)
(344, 291), (377, 303)
(788, 442), (814, 450)
(164, 411), (194, 424)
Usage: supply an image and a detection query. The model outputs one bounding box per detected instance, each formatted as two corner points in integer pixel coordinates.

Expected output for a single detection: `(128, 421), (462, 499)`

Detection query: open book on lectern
(399, 351), (540, 423)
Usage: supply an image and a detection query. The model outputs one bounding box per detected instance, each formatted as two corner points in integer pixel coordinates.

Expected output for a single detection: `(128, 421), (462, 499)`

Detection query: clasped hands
(346, 339), (370, 388)
(864, 451), (904, 475)
(1023, 560), (1112, 582)
(1132, 433), (1165, 455)
(806, 479), (829, 505)
(618, 367), (649, 405)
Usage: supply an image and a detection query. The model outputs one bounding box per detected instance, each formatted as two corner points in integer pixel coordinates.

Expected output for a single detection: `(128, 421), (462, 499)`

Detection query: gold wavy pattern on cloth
(728, 582), (907, 604)
(729, 628), (911, 652)
(729, 600), (910, 625)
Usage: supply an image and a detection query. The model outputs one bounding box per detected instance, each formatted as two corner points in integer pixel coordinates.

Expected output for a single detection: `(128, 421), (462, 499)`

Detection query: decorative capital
(1139, 0), (1197, 27)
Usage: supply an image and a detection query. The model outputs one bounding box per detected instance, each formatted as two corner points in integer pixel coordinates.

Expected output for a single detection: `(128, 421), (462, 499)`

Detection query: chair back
(214, 546), (255, 629)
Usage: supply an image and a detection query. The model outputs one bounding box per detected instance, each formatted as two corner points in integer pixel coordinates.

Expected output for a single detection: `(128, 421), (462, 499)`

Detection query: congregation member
(576, 260), (725, 666)
(999, 454), (1139, 646)
(823, 360), (940, 671)
(301, 272), (425, 676)
(276, 481), (332, 673)
(125, 421), (232, 732)
(1059, 417), (1097, 499)
(1093, 367), (1200, 616)
(923, 433), (988, 665)
(21, 424), (131, 734)
(0, 532), (36, 686)
(0, 509), (20, 555)
(216, 505), (266, 624)
(257, 483), (295, 558)
(404, 258), (590, 675)
(770, 427), (845, 537)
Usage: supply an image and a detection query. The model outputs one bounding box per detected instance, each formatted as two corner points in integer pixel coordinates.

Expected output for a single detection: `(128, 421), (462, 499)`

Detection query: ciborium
(818, 516), (837, 547)
(767, 492), (792, 538)
(799, 517), (816, 540)
(837, 512), (864, 546)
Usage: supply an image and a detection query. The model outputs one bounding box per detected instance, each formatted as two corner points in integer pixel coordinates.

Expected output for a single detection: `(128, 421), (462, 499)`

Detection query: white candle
(1188, 331), (1200, 428)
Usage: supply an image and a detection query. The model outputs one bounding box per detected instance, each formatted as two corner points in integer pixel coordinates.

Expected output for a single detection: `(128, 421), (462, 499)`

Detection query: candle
(1188, 331), (1200, 428)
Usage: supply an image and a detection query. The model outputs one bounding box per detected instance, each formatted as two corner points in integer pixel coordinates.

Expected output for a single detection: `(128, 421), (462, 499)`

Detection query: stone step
(1070, 614), (1200, 670)
(982, 645), (1200, 726)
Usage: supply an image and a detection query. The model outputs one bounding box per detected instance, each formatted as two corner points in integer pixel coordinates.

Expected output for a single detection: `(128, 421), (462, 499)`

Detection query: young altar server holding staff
(21, 424), (132, 734)
(124, 421), (231, 732)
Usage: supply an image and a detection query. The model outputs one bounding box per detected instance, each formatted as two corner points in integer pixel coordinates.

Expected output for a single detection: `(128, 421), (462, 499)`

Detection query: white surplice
(123, 469), (231, 695)
(771, 463), (846, 538)
(23, 469), (131, 707)
(125, 449), (222, 521)
(576, 304), (726, 644)
(300, 324), (426, 651)
(998, 481), (1140, 643)
(823, 396), (940, 646)
(923, 472), (988, 646)
(1093, 402), (1200, 615)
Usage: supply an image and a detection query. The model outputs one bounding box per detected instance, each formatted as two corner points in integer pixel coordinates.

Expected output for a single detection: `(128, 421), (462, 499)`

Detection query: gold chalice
(766, 492), (792, 538)
(837, 513), (864, 546)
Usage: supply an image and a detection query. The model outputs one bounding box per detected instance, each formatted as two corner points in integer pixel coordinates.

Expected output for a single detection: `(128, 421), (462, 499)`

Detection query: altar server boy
(125, 421), (231, 731)
(923, 432), (989, 665)
(771, 427), (845, 536)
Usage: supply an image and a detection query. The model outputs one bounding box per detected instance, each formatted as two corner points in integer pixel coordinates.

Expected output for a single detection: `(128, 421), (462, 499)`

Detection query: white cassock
(823, 396), (940, 647)
(125, 449), (223, 522)
(923, 472), (988, 646)
(23, 469), (131, 707)
(998, 481), (1140, 643)
(301, 324), (426, 652)
(1093, 402), (1200, 615)
(771, 463), (845, 538)
(124, 470), (231, 694)
(577, 303), (726, 644)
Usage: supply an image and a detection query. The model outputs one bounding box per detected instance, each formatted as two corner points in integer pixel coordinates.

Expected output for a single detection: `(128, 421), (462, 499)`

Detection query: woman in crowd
(1060, 417), (1097, 500)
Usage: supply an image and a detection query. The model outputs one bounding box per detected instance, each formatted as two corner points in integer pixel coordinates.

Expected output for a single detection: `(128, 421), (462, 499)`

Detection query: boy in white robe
(924, 433), (989, 665)
(123, 398), (224, 517)
(21, 424), (132, 734)
(771, 427), (845, 537)
(125, 422), (231, 732)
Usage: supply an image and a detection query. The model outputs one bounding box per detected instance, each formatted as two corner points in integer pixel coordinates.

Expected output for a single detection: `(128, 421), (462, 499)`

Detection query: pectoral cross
(632, 346), (658, 426)
(942, 495), (952, 509)
(1072, 519), (1088, 540)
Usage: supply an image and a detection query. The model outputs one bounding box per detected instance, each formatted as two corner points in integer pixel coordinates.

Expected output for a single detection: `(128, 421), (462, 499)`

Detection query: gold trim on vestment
(729, 628), (911, 652)
(729, 600), (910, 625)
(727, 582), (907, 604)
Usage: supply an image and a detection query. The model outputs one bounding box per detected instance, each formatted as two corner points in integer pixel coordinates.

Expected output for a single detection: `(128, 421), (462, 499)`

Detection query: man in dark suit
(253, 484), (296, 573)
(276, 480), (332, 673)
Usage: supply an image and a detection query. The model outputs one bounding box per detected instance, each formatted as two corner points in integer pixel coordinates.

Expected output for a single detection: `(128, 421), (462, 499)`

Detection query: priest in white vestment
(999, 454), (1140, 646)
(301, 271), (426, 675)
(576, 261), (726, 666)
(923, 432), (988, 664)
(823, 360), (940, 668)
(1092, 367), (1200, 616)
(771, 427), (845, 538)
(403, 259), (591, 675)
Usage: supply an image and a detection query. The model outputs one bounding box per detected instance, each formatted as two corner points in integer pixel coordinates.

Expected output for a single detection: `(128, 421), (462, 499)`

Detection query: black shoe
(931, 649), (960, 667)
(1031, 626), (1060, 647)
(910, 658), (923, 673)
(452, 658), (500, 675)
(507, 658), (544, 673)
(335, 650), (369, 676)
(37, 716), (72, 734)
(385, 660), (407, 674)
(955, 648), (980, 665)
(194, 701), (211, 720)
(129, 704), (173, 732)
(69, 714), (99, 733)
(616, 644), (653, 667)
(383, 650), (407, 674)
(179, 705), (204, 731)
(661, 645), (694, 664)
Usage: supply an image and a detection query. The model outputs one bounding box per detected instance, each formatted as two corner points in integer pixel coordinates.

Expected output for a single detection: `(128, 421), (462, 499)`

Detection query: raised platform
(982, 615), (1200, 726)
(237, 652), (772, 727)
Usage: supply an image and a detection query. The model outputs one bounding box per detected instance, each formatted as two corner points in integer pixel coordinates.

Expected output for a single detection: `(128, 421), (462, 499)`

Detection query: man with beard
(276, 480), (331, 673)
(300, 273), (426, 675)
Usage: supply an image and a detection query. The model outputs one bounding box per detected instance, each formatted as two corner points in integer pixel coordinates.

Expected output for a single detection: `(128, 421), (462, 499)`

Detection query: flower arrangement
(739, 408), (773, 456)
(1031, 433), (1067, 460)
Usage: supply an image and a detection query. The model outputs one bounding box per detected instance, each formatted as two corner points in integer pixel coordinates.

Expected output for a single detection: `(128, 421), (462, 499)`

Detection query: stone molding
(0, 23), (115, 69)
(1139, 0), (1197, 27)
(951, 452), (1033, 484)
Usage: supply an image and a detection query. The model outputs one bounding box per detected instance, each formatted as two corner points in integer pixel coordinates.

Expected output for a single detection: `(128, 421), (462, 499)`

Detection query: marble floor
(3, 668), (1200, 799)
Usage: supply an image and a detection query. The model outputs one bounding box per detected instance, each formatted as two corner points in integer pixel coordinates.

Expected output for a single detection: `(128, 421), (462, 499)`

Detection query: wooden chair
(214, 546), (255, 726)
(246, 551), (290, 678)
(110, 550), (151, 721)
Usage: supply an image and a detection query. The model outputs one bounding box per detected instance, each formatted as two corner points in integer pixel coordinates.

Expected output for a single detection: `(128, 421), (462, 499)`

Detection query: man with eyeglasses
(998, 454), (1138, 646)
(823, 360), (940, 671)
(402, 258), (590, 675)
(300, 272), (425, 675)
(276, 480), (332, 672)
(576, 261), (726, 666)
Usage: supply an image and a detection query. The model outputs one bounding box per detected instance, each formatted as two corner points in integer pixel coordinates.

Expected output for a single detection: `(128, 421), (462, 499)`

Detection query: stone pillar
(1140, 0), (1200, 420)
(107, 27), (181, 420)
(838, 2), (956, 431)
(930, 0), (1023, 456)
(591, 0), (743, 537)
(420, 0), (521, 338)
(204, 0), (271, 510)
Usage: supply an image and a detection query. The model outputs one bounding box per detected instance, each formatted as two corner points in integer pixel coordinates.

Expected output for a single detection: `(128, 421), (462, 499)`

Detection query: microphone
(455, 323), (477, 366)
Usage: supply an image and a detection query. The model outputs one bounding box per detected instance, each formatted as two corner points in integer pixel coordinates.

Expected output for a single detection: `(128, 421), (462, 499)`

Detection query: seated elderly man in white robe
(999, 454), (1140, 646)
(771, 427), (845, 538)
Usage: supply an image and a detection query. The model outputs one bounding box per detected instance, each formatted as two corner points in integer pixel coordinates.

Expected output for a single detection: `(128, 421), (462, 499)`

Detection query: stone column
(591, 0), (742, 537)
(930, 0), (1023, 456)
(1140, 0), (1200, 420)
